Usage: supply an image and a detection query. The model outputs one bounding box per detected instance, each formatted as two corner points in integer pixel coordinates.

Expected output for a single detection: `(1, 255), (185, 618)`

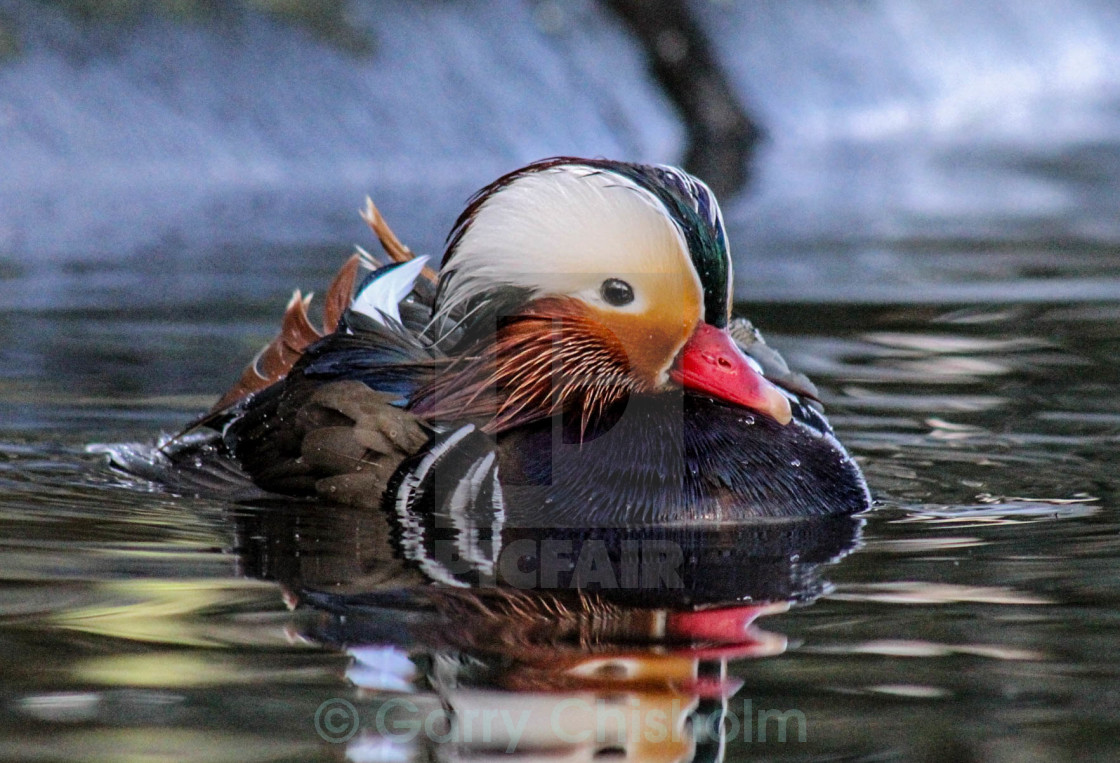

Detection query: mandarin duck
(155, 158), (870, 524)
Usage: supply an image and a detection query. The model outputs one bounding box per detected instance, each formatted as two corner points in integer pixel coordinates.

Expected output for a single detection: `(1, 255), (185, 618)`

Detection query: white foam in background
(2, 0), (1120, 306)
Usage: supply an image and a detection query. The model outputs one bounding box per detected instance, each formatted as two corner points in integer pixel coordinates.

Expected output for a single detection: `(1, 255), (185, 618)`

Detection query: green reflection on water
(51, 579), (285, 648)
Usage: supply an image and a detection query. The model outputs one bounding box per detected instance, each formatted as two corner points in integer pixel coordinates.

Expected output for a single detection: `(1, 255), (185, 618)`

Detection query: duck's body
(165, 158), (870, 522)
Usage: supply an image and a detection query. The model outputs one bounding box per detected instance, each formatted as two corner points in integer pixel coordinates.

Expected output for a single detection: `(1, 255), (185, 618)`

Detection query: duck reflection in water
(234, 499), (862, 761)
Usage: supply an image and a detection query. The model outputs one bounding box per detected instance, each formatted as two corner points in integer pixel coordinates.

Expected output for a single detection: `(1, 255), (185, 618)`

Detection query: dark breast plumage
(389, 390), (869, 526)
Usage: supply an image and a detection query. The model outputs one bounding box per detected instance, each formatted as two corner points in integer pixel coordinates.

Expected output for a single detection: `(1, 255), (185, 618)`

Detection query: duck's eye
(600, 278), (634, 307)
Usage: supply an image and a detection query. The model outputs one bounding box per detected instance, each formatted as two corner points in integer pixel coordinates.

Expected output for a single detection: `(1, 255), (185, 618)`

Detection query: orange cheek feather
(589, 307), (698, 390)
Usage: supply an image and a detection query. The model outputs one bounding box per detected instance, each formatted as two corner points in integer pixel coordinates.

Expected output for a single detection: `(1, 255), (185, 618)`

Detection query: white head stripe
(436, 166), (694, 319)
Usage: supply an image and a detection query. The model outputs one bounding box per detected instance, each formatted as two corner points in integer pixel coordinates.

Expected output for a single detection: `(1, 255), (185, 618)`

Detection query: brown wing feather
(208, 202), (427, 416)
(321, 253), (361, 334)
(360, 197), (438, 283)
(207, 254), (365, 414)
(229, 378), (428, 507)
(210, 290), (321, 413)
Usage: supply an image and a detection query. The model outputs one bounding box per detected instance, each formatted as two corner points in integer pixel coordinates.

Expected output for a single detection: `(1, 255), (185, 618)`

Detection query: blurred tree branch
(603, 0), (762, 197)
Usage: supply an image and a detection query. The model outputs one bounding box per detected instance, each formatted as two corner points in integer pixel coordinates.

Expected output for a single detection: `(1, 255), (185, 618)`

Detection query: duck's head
(412, 157), (791, 433)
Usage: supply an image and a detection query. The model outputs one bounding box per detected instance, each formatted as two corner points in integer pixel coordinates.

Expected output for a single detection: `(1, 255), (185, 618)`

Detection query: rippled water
(2, 253), (1119, 761)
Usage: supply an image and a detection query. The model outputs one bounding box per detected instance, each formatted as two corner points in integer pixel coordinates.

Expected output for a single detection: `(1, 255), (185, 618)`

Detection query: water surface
(1, 249), (1118, 761)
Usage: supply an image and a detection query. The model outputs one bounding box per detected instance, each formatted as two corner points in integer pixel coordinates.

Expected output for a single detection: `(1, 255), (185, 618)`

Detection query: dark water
(1, 249), (1119, 761)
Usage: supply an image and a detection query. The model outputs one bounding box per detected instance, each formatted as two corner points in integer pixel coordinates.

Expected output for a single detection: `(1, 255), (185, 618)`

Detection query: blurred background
(4, 6), (1120, 760)
(4, 0), (1120, 312)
